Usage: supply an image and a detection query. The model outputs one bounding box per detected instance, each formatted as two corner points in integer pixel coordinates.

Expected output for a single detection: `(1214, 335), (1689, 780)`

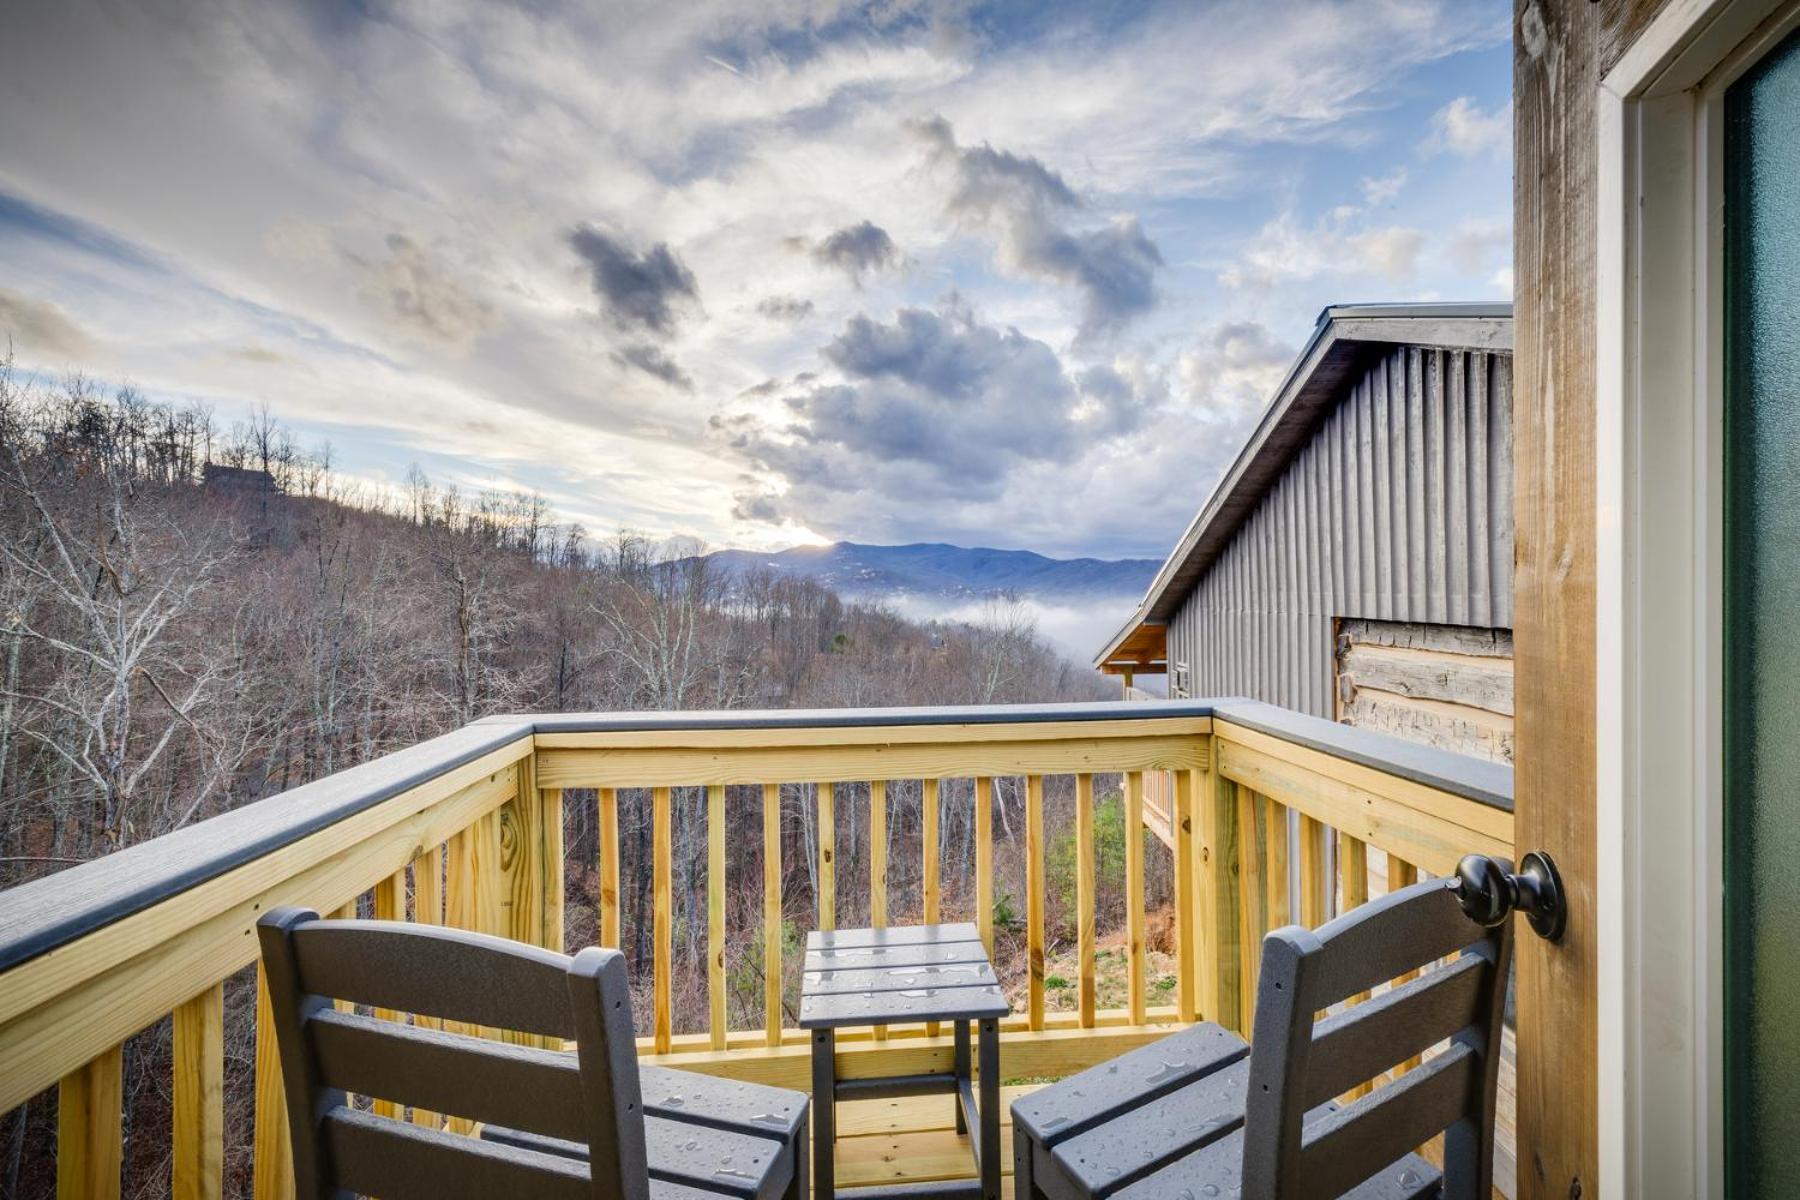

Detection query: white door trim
(1596, 2), (1799, 1194)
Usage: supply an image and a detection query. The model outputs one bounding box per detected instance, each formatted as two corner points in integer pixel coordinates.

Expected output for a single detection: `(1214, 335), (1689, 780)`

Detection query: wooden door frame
(1596, 1), (1800, 1194)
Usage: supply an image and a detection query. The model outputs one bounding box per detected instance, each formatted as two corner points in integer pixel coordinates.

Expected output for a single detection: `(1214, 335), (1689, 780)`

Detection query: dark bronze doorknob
(1451, 851), (1568, 943)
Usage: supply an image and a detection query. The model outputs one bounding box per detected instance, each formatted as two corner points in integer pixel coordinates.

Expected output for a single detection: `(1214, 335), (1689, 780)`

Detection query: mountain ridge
(692, 540), (1159, 602)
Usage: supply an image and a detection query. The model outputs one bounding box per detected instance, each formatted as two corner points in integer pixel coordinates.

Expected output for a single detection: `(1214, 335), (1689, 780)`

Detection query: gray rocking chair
(257, 908), (808, 1199)
(1012, 873), (1514, 1199)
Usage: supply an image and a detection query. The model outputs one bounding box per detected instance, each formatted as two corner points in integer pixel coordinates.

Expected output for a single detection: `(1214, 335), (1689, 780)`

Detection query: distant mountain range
(694, 541), (1159, 603)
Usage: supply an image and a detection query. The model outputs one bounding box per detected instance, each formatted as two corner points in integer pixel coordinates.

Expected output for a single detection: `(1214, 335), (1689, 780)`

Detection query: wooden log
(58, 1044), (122, 1200)
(173, 983), (224, 1200)
(1173, 768), (1197, 1023)
(1075, 773), (1096, 1028)
(653, 786), (673, 1055)
(1339, 642), (1515, 715)
(708, 783), (727, 1051)
(1026, 775), (1045, 1031)
(252, 962), (294, 1200)
(599, 787), (621, 949)
(975, 777), (993, 958)
(1123, 771), (1146, 1025)
(763, 783), (782, 1047)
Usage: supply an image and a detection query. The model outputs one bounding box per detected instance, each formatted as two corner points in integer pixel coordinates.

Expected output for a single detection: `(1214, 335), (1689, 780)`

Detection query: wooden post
(816, 782), (835, 933)
(58, 1044), (122, 1200)
(173, 984), (224, 1200)
(599, 787), (621, 949)
(1026, 774), (1045, 1031)
(1173, 767), (1197, 1023)
(708, 783), (727, 1051)
(252, 962), (294, 1200)
(653, 785), (672, 1055)
(473, 810), (503, 939)
(1075, 773), (1096, 1028)
(501, 758), (544, 953)
(1123, 771), (1146, 1025)
(870, 779), (888, 1042)
(763, 782), (783, 1047)
(1197, 756), (1242, 1032)
(974, 777), (994, 958)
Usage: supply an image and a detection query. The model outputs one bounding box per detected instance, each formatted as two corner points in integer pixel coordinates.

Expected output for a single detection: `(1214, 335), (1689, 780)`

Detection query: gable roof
(1094, 301), (1513, 674)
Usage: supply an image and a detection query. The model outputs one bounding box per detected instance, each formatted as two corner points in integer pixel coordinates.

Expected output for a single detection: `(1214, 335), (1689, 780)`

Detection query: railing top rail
(1210, 698), (1514, 813)
(495, 698), (1220, 734)
(0, 697), (1512, 979)
(0, 720), (535, 975)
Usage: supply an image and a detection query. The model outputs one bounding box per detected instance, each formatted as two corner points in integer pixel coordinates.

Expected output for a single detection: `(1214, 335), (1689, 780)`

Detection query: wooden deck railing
(0, 699), (1512, 1198)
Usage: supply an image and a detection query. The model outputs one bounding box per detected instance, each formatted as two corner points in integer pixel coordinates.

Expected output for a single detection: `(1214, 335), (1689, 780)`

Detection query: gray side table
(799, 922), (1009, 1199)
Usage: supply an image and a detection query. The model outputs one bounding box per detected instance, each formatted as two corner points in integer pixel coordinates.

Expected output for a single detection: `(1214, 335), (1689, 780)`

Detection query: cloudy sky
(0, 0), (1511, 560)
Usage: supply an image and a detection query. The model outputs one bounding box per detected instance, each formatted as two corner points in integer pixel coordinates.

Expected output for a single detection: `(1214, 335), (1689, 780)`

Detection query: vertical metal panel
(1168, 346), (1514, 719)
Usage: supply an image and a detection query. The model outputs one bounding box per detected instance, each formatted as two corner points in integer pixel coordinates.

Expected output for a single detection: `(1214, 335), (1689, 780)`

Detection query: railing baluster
(653, 785), (673, 1055)
(173, 984), (224, 1200)
(474, 810), (503, 939)
(763, 782), (782, 1047)
(1338, 834), (1373, 1099)
(1234, 783), (1262, 1006)
(1174, 768), (1198, 1023)
(1389, 855), (1422, 1076)
(599, 787), (621, 949)
(1124, 771), (1146, 1025)
(543, 787), (565, 957)
(871, 779), (888, 1042)
(975, 777), (993, 958)
(922, 777), (940, 925)
(1076, 772), (1096, 1028)
(253, 962), (294, 1199)
(922, 777), (939, 1036)
(1299, 815), (1328, 928)
(708, 783), (727, 1051)
(817, 782), (835, 933)
(411, 847), (444, 1129)
(372, 869), (406, 1114)
(1265, 795), (1292, 929)
(1026, 774), (1045, 1031)
(58, 1044), (122, 1200)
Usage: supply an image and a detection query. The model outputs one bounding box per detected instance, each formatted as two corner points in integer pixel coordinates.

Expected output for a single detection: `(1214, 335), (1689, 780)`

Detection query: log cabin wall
(1166, 345), (1514, 748)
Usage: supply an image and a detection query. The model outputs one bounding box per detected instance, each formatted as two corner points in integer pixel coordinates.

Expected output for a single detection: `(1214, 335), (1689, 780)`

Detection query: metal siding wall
(1171, 347), (1513, 718)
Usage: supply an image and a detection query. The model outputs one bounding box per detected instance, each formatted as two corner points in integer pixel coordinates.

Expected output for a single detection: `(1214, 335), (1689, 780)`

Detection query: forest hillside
(0, 368), (1160, 1195)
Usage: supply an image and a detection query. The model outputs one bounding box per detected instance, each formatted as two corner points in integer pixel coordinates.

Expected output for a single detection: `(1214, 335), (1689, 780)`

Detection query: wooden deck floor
(831, 1084), (1039, 1195)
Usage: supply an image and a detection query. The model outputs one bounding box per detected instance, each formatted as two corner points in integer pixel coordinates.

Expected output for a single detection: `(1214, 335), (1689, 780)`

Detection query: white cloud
(1221, 212), (1428, 288)
(1360, 167), (1409, 205)
(1427, 96), (1511, 158)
